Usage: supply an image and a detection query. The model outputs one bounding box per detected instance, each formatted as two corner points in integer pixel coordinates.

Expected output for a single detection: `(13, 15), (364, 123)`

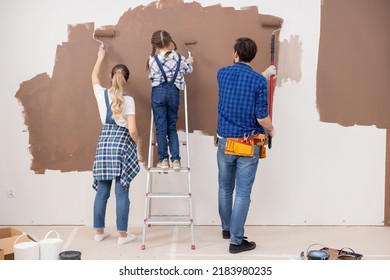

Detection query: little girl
(91, 46), (140, 245)
(147, 30), (194, 170)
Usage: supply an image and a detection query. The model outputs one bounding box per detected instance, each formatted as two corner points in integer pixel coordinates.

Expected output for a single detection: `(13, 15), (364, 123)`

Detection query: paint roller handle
(267, 129), (275, 149)
(268, 34), (276, 149)
(268, 75), (274, 149)
(271, 34), (275, 63)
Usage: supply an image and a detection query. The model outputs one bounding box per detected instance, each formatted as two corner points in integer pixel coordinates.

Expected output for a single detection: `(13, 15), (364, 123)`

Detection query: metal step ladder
(141, 85), (195, 250)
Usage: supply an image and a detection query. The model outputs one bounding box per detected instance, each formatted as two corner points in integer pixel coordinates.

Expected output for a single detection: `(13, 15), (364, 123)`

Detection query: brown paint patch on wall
(316, 0), (390, 128)
(15, 0), (283, 173)
(277, 35), (302, 86)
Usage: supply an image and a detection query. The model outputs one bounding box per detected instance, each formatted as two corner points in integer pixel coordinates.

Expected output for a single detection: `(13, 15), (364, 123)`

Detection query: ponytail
(146, 46), (157, 71)
(109, 64), (129, 120)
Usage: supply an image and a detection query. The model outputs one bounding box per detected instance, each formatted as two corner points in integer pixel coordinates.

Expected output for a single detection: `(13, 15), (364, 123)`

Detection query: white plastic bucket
(14, 234), (39, 260)
(39, 230), (64, 260)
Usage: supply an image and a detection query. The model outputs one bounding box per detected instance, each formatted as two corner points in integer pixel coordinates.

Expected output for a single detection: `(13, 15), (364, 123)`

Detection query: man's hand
(262, 65), (276, 80)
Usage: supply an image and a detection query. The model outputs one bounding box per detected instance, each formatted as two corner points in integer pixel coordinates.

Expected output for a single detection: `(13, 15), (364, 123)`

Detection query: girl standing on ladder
(146, 30), (194, 170)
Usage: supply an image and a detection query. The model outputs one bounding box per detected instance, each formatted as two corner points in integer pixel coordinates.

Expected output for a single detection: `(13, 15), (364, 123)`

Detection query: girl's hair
(146, 30), (177, 70)
(109, 64), (130, 120)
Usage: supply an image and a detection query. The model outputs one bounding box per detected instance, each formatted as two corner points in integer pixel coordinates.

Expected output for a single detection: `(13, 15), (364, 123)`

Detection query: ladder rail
(141, 109), (155, 248)
(146, 109), (155, 171)
(183, 86), (195, 247)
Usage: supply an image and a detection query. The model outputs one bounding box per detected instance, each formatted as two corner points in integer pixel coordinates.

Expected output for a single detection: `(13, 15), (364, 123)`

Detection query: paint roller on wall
(93, 29), (116, 47)
(184, 41), (197, 58)
(262, 16), (283, 149)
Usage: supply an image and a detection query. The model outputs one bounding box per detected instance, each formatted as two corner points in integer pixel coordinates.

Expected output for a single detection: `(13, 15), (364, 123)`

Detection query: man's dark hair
(234, 37), (257, 63)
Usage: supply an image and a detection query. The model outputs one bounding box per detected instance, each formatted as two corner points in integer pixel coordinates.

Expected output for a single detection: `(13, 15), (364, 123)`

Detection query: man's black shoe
(222, 230), (230, 239)
(229, 239), (256, 254)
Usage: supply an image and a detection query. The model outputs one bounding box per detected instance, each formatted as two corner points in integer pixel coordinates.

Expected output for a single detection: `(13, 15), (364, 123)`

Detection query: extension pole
(268, 33), (275, 149)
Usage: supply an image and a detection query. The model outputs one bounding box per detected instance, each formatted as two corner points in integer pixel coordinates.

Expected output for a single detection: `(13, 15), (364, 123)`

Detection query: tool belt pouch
(260, 145), (266, 159)
(253, 134), (266, 159)
(224, 138), (254, 157)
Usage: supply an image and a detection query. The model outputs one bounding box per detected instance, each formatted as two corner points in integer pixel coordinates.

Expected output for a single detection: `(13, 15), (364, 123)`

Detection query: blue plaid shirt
(148, 50), (193, 90)
(217, 62), (269, 138)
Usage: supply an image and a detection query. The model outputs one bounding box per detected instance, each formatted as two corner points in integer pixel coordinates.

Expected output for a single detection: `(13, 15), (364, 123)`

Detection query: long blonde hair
(109, 64), (129, 120)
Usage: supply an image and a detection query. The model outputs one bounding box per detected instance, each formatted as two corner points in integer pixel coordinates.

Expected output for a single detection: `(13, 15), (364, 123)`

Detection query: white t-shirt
(93, 84), (135, 128)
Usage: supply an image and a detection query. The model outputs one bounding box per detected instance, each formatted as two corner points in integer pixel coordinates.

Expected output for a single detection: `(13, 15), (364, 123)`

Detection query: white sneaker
(156, 158), (169, 170)
(172, 160), (181, 170)
(117, 233), (137, 245)
(94, 232), (110, 242)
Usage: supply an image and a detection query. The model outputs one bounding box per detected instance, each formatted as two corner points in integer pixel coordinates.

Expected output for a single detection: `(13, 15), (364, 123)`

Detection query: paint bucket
(14, 234), (39, 260)
(39, 230), (64, 260)
(59, 250), (81, 260)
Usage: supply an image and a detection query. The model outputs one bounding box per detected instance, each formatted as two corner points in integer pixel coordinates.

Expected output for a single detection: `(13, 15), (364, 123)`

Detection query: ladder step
(148, 192), (191, 198)
(145, 216), (192, 225)
(147, 167), (190, 173)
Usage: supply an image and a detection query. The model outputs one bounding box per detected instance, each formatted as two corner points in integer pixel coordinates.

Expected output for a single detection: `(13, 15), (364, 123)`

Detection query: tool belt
(224, 134), (266, 158)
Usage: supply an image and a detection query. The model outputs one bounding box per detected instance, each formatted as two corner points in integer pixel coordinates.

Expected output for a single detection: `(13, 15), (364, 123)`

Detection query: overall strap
(153, 53), (182, 84)
(170, 53), (181, 84)
(104, 89), (115, 124)
(154, 55), (168, 83)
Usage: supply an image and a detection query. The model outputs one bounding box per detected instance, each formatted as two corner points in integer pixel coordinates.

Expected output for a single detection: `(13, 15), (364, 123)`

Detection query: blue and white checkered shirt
(217, 62), (269, 138)
(92, 124), (140, 190)
(148, 50), (193, 90)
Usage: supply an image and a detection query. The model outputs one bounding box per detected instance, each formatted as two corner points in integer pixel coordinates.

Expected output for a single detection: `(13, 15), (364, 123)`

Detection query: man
(216, 37), (276, 254)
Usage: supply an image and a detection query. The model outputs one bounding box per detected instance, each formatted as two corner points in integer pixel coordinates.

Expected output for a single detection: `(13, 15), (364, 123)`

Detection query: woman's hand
(97, 46), (106, 61)
(92, 47), (106, 86)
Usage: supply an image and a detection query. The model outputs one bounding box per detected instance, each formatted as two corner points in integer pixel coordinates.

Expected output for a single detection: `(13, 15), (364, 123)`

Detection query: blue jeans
(93, 177), (130, 232)
(151, 84), (181, 162)
(217, 137), (260, 245)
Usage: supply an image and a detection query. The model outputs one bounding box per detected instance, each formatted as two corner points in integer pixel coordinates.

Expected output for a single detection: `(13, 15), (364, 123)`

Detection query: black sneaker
(229, 239), (256, 254)
(222, 230), (230, 239)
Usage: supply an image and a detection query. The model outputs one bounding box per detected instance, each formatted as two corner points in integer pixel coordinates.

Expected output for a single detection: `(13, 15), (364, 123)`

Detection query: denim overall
(103, 89), (116, 125)
(151, 54), (182, 162)
(92, 89), (140, 232)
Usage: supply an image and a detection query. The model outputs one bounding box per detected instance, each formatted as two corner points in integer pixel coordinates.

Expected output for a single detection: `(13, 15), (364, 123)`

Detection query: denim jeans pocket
(169, 90), (180, 108)
(152, 90), (165, 104)
(252, 144), (260, 158)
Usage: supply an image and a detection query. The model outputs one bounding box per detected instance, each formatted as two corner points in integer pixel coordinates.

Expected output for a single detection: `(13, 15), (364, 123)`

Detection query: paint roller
(93, 29), (116, 47)
(184, 41), (197, 58)
(262, 16), (283, 149)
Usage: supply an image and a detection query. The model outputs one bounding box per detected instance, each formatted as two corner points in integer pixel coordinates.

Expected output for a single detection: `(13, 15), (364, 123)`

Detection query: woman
(91, 46), (140, 245)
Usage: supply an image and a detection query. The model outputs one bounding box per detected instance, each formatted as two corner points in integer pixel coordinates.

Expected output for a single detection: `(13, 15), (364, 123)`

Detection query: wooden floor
(6, 225), (390, 260)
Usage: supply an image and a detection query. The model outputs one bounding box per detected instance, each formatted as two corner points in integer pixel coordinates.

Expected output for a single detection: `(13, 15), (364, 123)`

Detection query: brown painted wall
(317, 0), (390, 128)
(15, 0), (283, 173)
(317, 0), (390, 225)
